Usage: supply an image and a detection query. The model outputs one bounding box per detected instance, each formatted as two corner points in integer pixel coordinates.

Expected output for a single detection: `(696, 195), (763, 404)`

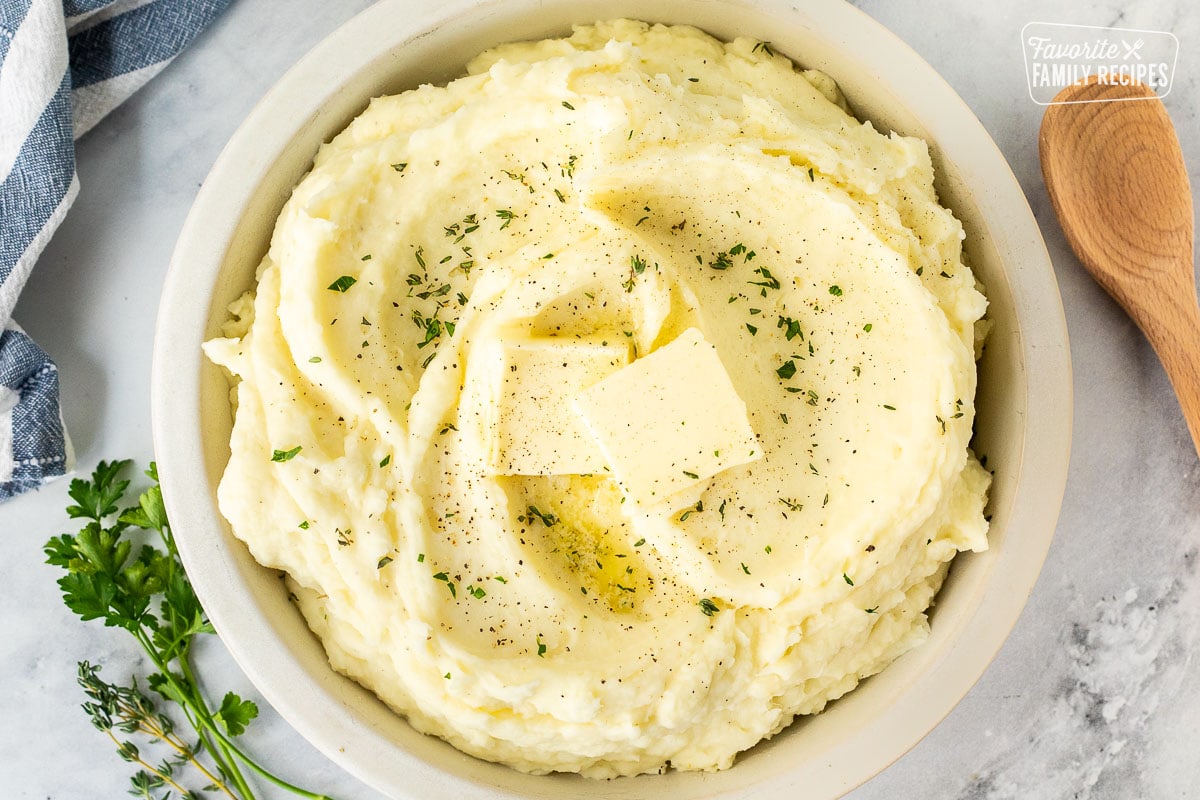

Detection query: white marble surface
(3, 1), (1199, 797)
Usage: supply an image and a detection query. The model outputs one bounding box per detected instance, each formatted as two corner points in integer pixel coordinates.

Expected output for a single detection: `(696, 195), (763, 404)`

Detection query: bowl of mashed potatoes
(152, 0), (1071, 797)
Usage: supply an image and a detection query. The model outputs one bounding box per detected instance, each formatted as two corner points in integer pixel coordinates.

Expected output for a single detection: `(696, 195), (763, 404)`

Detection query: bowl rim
(151, 0), (1073, 797)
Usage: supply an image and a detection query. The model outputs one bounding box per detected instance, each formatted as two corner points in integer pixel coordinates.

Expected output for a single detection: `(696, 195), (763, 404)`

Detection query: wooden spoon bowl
(1039, 78), (1200, 455)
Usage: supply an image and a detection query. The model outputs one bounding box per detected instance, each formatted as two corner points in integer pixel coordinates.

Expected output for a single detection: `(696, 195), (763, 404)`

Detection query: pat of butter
(573, 327), (760, 506)
(488, 336), (631, 475)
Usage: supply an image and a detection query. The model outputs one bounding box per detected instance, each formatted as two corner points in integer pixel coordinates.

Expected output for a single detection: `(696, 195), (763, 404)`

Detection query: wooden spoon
(1039, 78), (1200, 456)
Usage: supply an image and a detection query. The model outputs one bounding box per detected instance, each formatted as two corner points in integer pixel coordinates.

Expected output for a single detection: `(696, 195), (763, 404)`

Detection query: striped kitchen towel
(0, 0), (232, 500)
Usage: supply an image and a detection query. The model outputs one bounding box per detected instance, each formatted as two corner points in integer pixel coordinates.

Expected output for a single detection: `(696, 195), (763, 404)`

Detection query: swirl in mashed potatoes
(205, 20), (991, 778)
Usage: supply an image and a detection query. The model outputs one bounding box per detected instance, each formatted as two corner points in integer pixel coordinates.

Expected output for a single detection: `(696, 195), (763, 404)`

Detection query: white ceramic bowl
(151, 0), (1072, 797)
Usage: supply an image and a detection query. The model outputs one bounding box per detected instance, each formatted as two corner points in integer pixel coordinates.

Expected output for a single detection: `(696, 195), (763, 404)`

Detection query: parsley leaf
(271, 446), (302, 463)
(65, 459), (130, 521)
(215, 692), (260, 737)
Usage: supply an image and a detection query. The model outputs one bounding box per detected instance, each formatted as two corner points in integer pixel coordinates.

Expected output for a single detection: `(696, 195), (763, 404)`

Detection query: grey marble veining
(2, 1), (1198, 798)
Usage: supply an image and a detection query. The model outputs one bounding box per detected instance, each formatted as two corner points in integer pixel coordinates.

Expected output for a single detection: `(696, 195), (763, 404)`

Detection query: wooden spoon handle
(1143, 295), (1200, 454)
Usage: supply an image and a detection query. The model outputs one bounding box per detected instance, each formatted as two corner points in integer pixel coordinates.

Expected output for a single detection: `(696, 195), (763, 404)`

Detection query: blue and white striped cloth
(0, 0), (231, 500)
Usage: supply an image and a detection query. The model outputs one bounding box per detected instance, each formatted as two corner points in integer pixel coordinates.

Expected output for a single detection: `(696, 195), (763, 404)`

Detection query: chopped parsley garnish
(749, 266), (780, 295)
(709, 250), (733, 270)
(679, 500), (703, 521)
(270, 446), (302, 463)
(327, 275), (357, 293)
(414, 282), (452, 300)
(433, 571), (457, 598)
(778, 316), (803, 341)
(776, 360), (797, 380)
(417, 317), (442, 348)
(377, 556), (394, 569)
(698, 598), (720, 616)
(520, 505), (558, 527)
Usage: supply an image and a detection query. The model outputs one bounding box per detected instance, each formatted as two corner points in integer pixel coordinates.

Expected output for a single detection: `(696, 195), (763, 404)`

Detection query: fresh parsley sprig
(44, 460), (336, 800)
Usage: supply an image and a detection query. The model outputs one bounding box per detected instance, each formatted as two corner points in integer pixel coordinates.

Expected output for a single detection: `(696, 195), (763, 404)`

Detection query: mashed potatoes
(205, 20), (990, 778)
